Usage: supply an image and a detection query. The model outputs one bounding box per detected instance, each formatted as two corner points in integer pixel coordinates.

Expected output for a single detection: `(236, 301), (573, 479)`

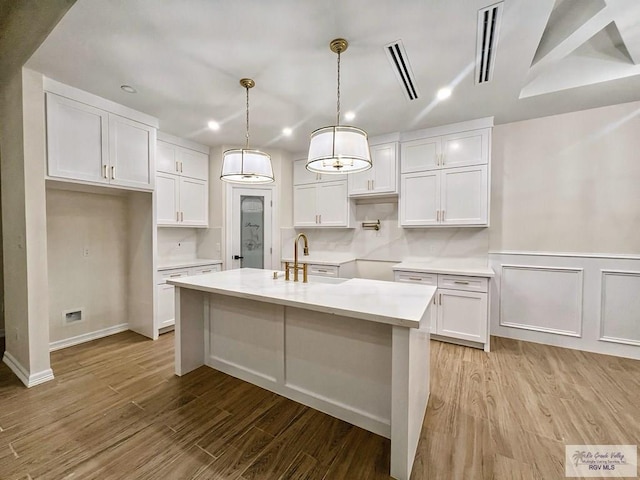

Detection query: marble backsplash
(157, 227), (223, 263)
(282, 201), (489, 261)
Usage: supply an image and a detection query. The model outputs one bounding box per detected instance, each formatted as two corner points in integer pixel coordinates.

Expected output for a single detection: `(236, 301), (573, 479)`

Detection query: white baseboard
(49, 323), (129, 352)
(3, 351), (55, 387)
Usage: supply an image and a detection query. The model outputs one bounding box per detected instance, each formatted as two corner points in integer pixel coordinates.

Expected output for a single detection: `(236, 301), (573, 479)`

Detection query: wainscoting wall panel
(490, 252), (640, 360)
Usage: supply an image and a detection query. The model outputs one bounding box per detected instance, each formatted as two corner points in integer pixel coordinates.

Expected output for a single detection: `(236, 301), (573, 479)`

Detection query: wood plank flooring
(0, 332), (638, 479)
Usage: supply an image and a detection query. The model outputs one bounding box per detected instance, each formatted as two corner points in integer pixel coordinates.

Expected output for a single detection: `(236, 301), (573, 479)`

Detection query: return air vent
(385, 40), (419, 101)
(476, 2), (503, 84)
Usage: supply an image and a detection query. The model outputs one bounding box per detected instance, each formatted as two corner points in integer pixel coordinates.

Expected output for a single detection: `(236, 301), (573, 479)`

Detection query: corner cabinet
(348, 142), (398, 196)
(156, 137), (209, 227)
(292, 159), (354, 228)
(400, 126), (490, 227)
(46, 92), (155, 191)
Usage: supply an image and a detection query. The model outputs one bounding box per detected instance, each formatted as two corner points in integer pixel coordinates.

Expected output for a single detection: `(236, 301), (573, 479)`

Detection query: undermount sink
(306, 275), (349, 285)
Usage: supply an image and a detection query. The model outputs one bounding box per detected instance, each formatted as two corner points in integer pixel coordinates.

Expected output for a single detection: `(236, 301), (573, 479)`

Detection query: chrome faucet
(285, 233), (309, 282)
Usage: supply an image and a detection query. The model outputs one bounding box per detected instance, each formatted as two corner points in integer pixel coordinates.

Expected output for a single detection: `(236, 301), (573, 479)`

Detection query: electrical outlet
(83, 247), (90, 257)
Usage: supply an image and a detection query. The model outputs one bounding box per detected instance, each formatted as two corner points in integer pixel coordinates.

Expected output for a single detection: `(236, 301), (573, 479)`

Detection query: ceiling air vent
(385, 40), (419, 100)
(476, 2), (503, 84)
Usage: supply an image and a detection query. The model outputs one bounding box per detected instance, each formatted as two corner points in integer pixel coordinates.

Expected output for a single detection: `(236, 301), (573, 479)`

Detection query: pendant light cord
(336, 49), (341, 126)
(245, 85), (250, 149)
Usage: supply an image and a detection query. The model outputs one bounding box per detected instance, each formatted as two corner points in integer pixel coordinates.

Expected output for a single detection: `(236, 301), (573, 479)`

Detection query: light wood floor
(0, 332), (638, 479)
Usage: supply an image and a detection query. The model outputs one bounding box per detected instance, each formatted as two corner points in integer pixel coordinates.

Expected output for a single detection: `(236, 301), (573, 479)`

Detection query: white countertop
(168, 268), (435, 329)
(280, 252), (356, 266)
(158, 258), (222, 271)
(392, 258), (495, 277)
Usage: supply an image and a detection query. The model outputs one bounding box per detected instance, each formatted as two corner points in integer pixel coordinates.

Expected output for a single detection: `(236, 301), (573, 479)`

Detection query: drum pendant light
(306, 38), (372, 174)
(220, 78), (274, 184)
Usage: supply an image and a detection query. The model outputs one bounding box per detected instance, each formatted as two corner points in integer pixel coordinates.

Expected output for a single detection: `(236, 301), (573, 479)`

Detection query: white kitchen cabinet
(293, 181), (354, 228)
(156, 136), (209, 227)
(157, 140), (208, 180)
(156, 263), (222, 331)
(401, 128), (489, 173)
(46, 92), (155, 191)
(394, 271), (490, 350)
(400, 165), (488, 227)
(293, 159), (346, 184)
(280, 261), (356, 279)
(348, 142), (398, 196)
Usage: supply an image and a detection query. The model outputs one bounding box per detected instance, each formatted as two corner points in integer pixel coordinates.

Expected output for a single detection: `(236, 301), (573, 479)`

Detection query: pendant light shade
(307, 38), (371, 174)
(221, 78), (274, 184)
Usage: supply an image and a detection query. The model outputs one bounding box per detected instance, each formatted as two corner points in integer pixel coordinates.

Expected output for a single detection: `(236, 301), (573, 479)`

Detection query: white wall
(490, 100), (640, 255)
(46, 188), (129, 343)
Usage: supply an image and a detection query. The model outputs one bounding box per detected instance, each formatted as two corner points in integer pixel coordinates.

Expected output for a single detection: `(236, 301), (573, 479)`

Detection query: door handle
(233, 255), (244, 260)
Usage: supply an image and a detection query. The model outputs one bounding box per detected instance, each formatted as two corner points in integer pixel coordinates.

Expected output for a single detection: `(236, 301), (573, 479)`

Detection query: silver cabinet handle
(180, 211), (184, 222)
(433, 296), (436, 305)
(436, 210), (440, 222)
(441, 153), (445, 165)
(442, 210), (445, 221)
(439, 293), (442, 305)
(454, 280), (470, 285)
(176, 211), (180, 222)
(175, 161), (179, 173)
(169, 273), (182, 278)
(317, 269), (327, 273)
(319, 214), (322, 224)
(102, 164), (108, 178)
(180, 161), (183, 173)
(409, 276), (422, 281)
(111, 165), (115, 179)
(371, 179), (374, 190)
(201, 270), (211, 273)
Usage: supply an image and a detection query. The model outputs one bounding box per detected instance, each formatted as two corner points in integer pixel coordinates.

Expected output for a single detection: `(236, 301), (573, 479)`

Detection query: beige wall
(46, 189), (130, 343)
(490, 101), (640, 255)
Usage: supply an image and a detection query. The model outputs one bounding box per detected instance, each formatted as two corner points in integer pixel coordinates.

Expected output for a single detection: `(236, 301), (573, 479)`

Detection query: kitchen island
(168, 268), (436, 480)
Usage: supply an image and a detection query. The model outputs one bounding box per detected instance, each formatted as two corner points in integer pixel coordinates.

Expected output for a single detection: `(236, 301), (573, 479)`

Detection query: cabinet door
(156, 173), (180, 225)
(46, 93), (109, 184)
(371, 143), (398, 194)
(400, 171), (439, 226)
(441, 129), (489, 168)
(400, 136), (440, 173)
(293, 159), (319, 185)
(293, 184), (319, 227)
(348, 168), (373, 195)
(440, 165), (488, 225)
(157, 283), (176, 329)
(436, 289), (487, 343)
(317, 181), (350, 226)
(157, 140), (178, 174)
(179, 177), (208, 227)
(177, 147), (209, 181)
(109, 114), (155, 190)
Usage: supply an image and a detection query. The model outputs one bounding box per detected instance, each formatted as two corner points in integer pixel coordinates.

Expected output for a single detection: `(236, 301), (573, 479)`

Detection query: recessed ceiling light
(120, 85), (137, 94)
(436, 87), (452, 100)
(282, 127), (292, 136)
(207, 121), (220, 131)
(344, 111), (356, 121)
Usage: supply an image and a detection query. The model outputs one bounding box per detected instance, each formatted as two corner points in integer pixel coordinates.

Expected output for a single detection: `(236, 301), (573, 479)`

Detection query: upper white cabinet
(400, 122), (491, 227)
(292, 159), (353, 228)
(293, 158), (346, 184)
(348, 142), (398, 196)
(401, 128), (490, 173)
(156, 135), (209, 228)
(46, 92), (155, 191)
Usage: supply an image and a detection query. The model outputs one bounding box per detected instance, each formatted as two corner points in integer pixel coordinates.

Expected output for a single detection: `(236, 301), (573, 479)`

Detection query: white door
(45, 93), (109, 184)
(317, 181), (348, 226)
(177, 147), (208, 180)
(441, 129), (489, 168)
(179, 177), (208, 227)
(156, 140), (177, 174)
(109, 113), (155, 190)
(229, 187), (273, 270)
(437, 289), (487, 343)
(440, 165), (488, 225)
(371, 143), (398, 193)
(400, 136), (441, 173)
(400, 171), (440, 226)
(156, 173), (179, 225)
(293, 184), (318, 227)
(348, 167), (374, 195)
(157, 283), (176, 329)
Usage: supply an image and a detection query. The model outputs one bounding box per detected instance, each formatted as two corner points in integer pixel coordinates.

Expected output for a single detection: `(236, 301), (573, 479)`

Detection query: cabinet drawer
(394, 271), (438, 285)
(437, 275), (487, 293)
(191, 264), (221, 275)
(308, 264), (339, 277)
(158, 269), (191, 284)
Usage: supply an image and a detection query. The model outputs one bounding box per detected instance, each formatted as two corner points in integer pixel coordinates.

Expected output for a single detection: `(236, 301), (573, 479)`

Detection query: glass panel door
(240, 196), (264, 269)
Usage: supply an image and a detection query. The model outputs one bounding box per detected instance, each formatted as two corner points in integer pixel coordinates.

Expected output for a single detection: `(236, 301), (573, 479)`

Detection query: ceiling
(26, 0), (640, 154)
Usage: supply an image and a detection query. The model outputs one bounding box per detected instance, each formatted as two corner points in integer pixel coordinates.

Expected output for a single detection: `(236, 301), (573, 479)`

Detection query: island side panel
(175, 286), (206, 376)
(390, 305), (431, 480)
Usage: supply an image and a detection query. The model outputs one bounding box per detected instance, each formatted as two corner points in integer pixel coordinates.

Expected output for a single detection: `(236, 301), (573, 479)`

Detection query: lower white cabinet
(281, 261), (356, 279)
(156, 263), (221, 331)
(394, 271), (490, 350)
